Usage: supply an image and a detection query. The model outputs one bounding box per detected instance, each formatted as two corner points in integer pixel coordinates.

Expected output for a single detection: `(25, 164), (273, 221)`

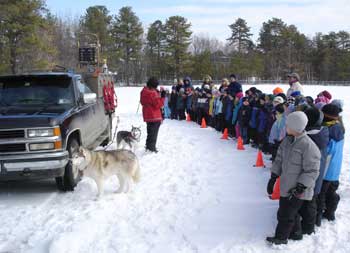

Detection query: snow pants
(275, 197), (304, 240)
(146, 122), (161, 152)
(318, 180), (340, 220)
(299, 195), (317, 234)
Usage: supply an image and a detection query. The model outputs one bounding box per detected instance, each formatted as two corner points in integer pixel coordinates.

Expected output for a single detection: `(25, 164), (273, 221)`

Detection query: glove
(161, 90), (166, 98)
(267, 173), (279, 195)
(288, 183), (306, 200)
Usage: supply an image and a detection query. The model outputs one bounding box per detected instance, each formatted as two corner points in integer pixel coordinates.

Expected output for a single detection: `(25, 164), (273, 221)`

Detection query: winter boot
(266, 237), (288, 245)
(316, 213), (322, 227)
(288, 233), (303, 241)
(323, 211), (335, 221)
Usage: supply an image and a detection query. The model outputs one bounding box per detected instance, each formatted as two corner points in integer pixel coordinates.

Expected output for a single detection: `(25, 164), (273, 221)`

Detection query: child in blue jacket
(318, 104), (345, 222)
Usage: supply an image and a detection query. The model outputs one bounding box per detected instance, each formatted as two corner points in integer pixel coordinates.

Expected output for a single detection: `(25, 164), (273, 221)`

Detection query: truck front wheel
(55, 138), (81, 191)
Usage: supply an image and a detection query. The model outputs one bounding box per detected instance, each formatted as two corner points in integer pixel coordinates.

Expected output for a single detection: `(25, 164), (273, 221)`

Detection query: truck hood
(0, 109), (72, 129)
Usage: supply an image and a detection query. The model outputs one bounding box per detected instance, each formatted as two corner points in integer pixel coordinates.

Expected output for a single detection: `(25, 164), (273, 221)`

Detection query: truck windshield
(0, 76), (74, 107)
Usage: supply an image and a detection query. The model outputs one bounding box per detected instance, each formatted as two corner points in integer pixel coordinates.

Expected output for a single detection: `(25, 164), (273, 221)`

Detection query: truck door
(76, 78), (99, 147)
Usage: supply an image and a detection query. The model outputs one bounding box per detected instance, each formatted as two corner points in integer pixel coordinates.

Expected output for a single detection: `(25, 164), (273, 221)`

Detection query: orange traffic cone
(270, 177), (280, 200)
(221, 128), (228, 140)
(237, 136), (245, 150)
(254, 150), (265, 167)
(186, 114), (191, 122)
(200, 118), (207, 128)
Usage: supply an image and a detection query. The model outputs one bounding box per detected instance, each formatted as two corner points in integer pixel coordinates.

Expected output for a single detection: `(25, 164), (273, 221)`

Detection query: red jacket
(140, 87), (164, 122)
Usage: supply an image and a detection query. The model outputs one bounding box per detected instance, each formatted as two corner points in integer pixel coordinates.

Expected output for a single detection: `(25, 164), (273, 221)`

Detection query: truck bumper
(0, 151), (69, 181)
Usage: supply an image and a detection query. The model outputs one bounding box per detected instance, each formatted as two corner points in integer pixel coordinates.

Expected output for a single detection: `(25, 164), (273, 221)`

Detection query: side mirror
(83, 93), (97, 104)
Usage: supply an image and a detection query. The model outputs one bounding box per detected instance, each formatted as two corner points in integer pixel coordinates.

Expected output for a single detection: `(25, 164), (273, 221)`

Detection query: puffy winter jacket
(307, 126), (330, 194)
(214, 97), (223, 115)
(257, 106), (268, 133)
(140, 87), (164, 122)
(227, 81), (242, 97)
(269, 113), (286, 144)
(271, 132), (321, 201)
(249, 107), (259, 129)
(324, 122), (344, 181)
(287, 81), (304, 97)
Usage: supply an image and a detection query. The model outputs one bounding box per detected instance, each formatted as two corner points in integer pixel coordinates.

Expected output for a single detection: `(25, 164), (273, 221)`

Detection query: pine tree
(146, 20), (166, 78)
(111, 6), (143, 85)
(227, 18), (253, 53)
(0, 0), (50, 74)
(164, 16), (192, 79)
(80, 6), (112, 61)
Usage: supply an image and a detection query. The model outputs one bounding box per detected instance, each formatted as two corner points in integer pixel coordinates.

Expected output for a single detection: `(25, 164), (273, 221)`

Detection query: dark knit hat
(230, 74), (236, 79)
(259, 93), (266, 101)
(304, 107), (323, 128)
(322, 103), (340, 120)
(242, 97), (249, 103)
(147, 77), (159, 88)
(305, 96), (314, 105)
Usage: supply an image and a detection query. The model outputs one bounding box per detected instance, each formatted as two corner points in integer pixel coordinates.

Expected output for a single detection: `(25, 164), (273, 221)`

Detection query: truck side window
(77, 80), (92, 94)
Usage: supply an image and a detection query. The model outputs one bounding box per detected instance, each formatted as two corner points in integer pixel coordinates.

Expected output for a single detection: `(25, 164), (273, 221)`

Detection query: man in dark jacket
(140, 77), (165, 153)
(227, 74), (242, 98)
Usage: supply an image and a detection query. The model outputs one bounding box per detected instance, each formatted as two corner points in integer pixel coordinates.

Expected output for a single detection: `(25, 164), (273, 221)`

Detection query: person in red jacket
(140, 77), (165, 153)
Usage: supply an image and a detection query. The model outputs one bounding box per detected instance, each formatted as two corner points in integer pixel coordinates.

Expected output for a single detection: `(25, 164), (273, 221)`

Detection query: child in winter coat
(214, 91), (224, 131)
(169, 86), (178, 119)
(163, 89), (171, 119)
(176, 88), (186, 120)
(300, 107), (329, 232)
(318, 103), (345, 222)
(268, 103), (286, 161)
(238, 97), (252, 144)
(266, 111), (321, 245)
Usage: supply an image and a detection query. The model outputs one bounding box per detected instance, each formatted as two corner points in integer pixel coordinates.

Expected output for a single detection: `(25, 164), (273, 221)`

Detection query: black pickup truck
(0, 72), (112, 191)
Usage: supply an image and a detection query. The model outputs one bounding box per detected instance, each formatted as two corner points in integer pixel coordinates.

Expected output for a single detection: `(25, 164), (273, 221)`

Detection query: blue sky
(46, 0), (350, 42)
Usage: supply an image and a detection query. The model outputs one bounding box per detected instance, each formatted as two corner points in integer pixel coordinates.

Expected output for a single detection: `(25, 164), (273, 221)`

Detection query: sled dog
(116, 125), (141, 151)
(74, 147), (140, 196)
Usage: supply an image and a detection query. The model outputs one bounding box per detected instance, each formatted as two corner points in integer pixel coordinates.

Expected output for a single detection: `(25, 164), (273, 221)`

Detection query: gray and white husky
(116, 126), (141, 151)
(73, 147), (140, 197)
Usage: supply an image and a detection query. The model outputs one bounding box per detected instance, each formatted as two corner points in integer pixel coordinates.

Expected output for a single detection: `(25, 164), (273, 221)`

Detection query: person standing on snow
(266, 111), (320, 245)
(286, 72), (304, 97)
(140, 77), (165, 153)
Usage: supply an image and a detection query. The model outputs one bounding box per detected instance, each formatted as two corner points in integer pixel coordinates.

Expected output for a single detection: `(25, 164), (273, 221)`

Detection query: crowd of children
(160, 73), (345, 245)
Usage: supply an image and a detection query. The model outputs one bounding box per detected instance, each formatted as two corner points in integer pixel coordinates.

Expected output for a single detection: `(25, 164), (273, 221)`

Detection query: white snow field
(0, 84), (349, 253)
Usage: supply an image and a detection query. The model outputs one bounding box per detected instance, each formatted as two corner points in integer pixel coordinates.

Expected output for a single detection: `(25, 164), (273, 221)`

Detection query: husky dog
(116, 126), (141, 151)
(74, 147), (140, 196)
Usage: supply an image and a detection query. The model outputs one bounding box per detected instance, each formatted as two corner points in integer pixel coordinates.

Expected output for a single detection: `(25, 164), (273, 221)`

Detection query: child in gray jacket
(266, 111), (321, 245)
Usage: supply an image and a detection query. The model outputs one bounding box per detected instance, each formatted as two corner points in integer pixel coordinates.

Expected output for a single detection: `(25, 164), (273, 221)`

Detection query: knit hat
(147, 77), (159, 88)
(322, 90), (332, 100)
(259, 93), (266, 101)
(273, 96), (284, 105)
(305, 96), (314, 105)
(229, 74), (236, 79)
(275, 103), (285, 114)
(277, 93), (287, 102)
(304, 107), (323, 128)
(273, 87), (284, 95)
(287, 96), (295, 105)
(331, 99), (343, 113)
(322, 103), (340, 120)
(286, 111), (308, 133)
(236, 92), (243, 99)
(242, 97), (249, 103)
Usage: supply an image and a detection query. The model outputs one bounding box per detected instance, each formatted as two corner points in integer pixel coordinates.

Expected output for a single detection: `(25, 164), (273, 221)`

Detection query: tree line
(0, 0), (349, 83)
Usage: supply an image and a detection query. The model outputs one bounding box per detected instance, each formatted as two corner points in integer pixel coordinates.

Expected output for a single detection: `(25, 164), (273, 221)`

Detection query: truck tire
(55, 138), (81, 191)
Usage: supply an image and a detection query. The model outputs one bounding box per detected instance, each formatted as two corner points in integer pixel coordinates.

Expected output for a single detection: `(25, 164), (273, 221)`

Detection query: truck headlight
(29, 143), (55, 151)
(28, 127), (60, 138)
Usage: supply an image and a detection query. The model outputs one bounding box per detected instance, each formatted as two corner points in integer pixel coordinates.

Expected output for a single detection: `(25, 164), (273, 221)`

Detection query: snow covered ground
(0, 84), (349, 253)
